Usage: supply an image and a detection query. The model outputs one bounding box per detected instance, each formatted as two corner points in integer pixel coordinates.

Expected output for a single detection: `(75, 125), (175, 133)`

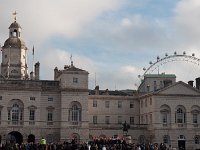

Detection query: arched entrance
(6, 131), (23, 145)
(28, 134), (35, 143)
(71, 133), (80, 143)
(178, 135), (186, 150)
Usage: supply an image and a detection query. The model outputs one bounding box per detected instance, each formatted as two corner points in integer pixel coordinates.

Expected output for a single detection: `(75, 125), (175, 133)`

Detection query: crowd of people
(0, 137), (171, 150)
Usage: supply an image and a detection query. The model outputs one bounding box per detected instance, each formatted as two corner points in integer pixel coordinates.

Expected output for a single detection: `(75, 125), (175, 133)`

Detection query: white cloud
(0, 0), (125, 43)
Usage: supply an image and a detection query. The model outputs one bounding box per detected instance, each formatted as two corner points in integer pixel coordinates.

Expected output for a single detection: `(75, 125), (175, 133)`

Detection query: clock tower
(1, 14), (28, 80)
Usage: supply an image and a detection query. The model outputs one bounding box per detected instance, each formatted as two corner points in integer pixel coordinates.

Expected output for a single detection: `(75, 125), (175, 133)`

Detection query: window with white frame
(47, 111), (53, 122)
(29, 110), (35, 121)
(176, 108), (185, 123)
(68, 104), (82, 122)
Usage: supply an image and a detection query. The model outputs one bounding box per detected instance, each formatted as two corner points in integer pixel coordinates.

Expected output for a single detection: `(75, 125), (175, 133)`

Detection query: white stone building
(1, 17), (200, 150)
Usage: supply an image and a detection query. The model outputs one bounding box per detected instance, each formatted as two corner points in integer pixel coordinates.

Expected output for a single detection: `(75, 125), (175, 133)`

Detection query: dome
(3, 37), (27, 49)
(9, 21), (22, 29)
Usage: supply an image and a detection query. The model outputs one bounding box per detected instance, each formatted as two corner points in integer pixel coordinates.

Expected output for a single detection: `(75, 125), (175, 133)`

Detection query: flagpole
(32, 46), (34, 77)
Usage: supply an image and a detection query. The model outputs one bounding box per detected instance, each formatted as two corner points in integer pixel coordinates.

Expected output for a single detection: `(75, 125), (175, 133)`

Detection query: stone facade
(1, 18), (200, 150)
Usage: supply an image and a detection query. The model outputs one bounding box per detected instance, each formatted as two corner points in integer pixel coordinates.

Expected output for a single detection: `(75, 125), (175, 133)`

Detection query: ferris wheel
(138, 51), (200, 80)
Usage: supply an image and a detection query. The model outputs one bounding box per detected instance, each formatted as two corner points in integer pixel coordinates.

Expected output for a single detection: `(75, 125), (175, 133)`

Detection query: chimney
(34, 62), (40, 80)
(30, 71), (34, 80)
(188, 80), (194, 87)
(196, 77), (200, 89)
(54, 67), (58, 80)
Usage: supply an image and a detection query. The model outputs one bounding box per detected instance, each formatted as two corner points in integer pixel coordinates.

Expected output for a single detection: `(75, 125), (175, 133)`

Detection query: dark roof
(3, 37), (27, 49)
(89, 89), (134, 96)
(9, 21), (22, 29)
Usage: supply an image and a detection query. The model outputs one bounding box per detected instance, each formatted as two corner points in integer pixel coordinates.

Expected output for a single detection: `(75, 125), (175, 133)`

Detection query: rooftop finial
(12, 11), (17, 21)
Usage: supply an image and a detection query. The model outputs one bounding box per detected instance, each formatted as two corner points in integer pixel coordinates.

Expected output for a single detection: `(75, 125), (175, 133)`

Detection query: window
(9, 103), (23, 125)
(195, 135), (200, 144)
(30, 97), (35, 101)
(48, 97), (53, 101)
(176, 108), (185, 123)
(5, 55), (7, 58)
(162, 113), (167, 123)
(47, 111), (53, 122)
(0, 96), (2, 100)
(118, 116), (122, 124)
(29, 110), (35, 121)
(130, 101), (134, 108)
(130, 117), (134, 125)
(105, 101), (109, 108)
(105, 116), (110, 124)
(68, 104), (81, 122)
(118, 101), (122, 108)
(93, 116), (97, 124)
(163, 135), (170, 144)
(93, 100), (97, 107)
(73, 77), (78, 83)
(193, 114), (198, 124)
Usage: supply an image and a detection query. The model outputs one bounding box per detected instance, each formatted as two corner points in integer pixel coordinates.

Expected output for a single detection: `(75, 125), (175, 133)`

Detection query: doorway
(178, 135), (186, 150)
(6, 131), (23, 145)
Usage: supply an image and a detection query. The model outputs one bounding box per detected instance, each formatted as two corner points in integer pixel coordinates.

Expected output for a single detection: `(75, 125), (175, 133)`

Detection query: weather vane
(12, 11), (17, 21)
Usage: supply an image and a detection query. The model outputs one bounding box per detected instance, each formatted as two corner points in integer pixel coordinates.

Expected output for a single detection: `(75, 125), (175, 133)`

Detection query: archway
(28, 134), (35, 143)
(6, 131), (23, 145)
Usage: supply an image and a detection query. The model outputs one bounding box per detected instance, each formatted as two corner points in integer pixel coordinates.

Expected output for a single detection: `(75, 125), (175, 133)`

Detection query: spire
(70, 54), (73, 66)
(12, 11), (17, 21)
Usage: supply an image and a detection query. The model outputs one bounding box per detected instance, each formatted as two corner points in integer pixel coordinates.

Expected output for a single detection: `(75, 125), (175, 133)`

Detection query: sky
(1, 0), (200, 90)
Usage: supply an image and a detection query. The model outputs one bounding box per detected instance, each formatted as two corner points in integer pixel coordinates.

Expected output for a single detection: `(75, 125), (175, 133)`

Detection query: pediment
(157, 81), (200, 95)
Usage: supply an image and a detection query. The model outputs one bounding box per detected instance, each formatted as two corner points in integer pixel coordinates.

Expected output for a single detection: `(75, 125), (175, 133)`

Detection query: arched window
(8, 103), (23, 125)
(176, 108), (186, 123)
(160, 104), (171, 126)
(68, 102), (82, 123)
(72, 105), (79, 121)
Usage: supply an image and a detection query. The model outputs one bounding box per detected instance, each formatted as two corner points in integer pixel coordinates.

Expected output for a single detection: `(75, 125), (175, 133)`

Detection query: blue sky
(1, 0), (200, 90)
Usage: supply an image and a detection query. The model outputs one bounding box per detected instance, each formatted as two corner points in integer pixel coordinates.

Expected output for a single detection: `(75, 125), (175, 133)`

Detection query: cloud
(173, 0), (200, 49)
(0, 0), (125, 44)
